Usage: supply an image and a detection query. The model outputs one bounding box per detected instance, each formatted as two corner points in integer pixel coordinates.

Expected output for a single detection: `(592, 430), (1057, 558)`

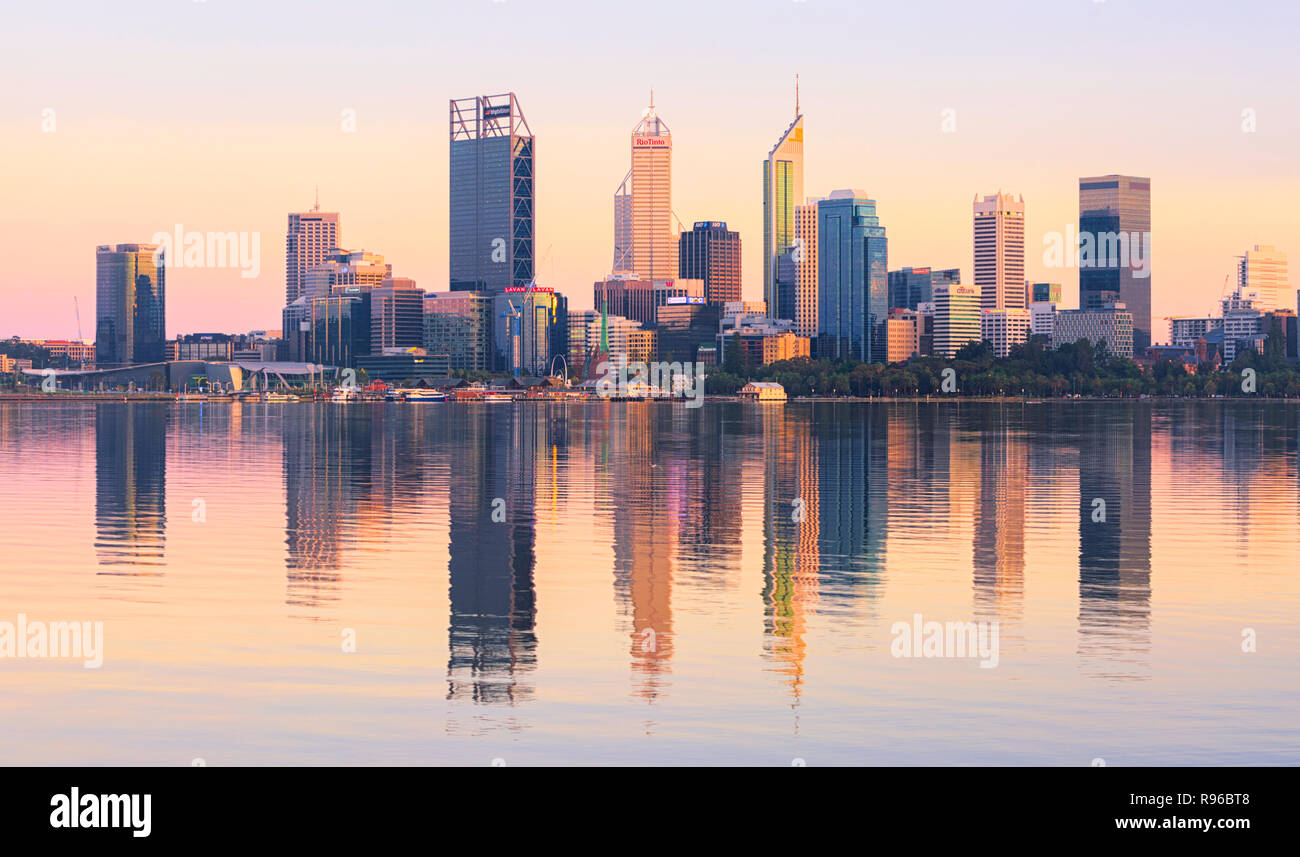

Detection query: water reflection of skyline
(80, 401), (1300, 707)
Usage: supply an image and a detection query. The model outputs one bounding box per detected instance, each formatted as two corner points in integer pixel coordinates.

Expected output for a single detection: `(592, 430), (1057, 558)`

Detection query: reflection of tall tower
(814, 403), (887, 604)
(609, 407), (675, 699)
(972, 406), (1026, 625)
(446, 407), (539, 704)
(613, 94), (676, 279)
(761, 406), (820, 703)
(1077, 405), (1152, 679)
(282, 406), (375, 609)
(95, 404), (167, 568)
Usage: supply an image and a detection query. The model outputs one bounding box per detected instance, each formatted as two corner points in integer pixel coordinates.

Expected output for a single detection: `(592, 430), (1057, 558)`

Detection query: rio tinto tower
(612, 93), (677, 279)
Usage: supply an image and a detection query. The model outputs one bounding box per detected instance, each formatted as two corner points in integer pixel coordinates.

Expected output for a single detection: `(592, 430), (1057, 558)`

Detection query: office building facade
(816, 190), (888, 363)
(1053, 303), (1135, 358)
(612, 96), (676, 279)
(449, 93), (534, 292)
(679, 222), (742, 304)
(932, 284), (981, 358)
(95, 244), (166, 366)
(763, 105), (804, 314)
(285, 207), (340, 305)
(973, 192), (1025, 312)
(1238, 244), (1289, 312)
(1079, 175), (1151, 350)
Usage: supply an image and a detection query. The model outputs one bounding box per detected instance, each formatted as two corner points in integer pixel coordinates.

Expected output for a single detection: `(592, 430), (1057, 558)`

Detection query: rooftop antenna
(313, 186), (319, 212)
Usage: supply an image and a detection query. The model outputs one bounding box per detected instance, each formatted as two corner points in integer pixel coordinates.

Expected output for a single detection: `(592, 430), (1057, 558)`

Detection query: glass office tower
(95, 243), (166, 366)
(817, 191), (888, 363)
(763, 101), (804, 316)
(1079, 175), (1151, 351)
(449, 93), (534, 293)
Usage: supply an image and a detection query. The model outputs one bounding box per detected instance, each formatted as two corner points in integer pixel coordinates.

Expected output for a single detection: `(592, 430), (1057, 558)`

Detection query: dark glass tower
(816, 191), (888, 362)
(1079, 175), (1151, 351)
(95, 244), (166, 366)
(449, 93), (534, 293)
(678, 221), (742, 305)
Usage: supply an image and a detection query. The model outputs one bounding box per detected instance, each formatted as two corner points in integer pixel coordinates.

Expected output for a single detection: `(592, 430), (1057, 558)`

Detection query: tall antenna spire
(313, 186), (319, 212)
(649, 88), (655, 110)
(795, 73), (800, 116)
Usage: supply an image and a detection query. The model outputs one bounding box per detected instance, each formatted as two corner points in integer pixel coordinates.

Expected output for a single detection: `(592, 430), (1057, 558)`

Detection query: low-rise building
(1052, 302), (1134, 357)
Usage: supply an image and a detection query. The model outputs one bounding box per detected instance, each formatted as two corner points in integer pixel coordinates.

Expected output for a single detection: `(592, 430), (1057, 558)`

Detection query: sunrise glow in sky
(1, 0), (1296, 338)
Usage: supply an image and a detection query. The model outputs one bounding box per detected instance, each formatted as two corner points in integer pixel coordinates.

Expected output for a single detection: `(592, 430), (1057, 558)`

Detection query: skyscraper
(816, 190), (888, 363)
(1238, 244), (1289, 312)
(285, 204), (340, 305)
(777, 198), (821, 337)
(1079, 175), (1151, 350)
(449, 93), (534, 293)
(973, 192), (1025, 312)
(95, 244), (166, 366)
(613, 94), (676, 280)
(763, 83), (804, 315)
(679, 221), (742, 304)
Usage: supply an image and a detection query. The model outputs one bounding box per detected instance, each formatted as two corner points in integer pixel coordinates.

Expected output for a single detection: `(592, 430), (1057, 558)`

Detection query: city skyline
(3, 1), (1297, 342)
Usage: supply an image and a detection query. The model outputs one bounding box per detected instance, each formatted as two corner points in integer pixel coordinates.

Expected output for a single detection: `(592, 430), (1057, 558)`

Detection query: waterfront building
(95, 244), (166, 366)
(369, 277), (425, 353)
(424, 291), (494, 372)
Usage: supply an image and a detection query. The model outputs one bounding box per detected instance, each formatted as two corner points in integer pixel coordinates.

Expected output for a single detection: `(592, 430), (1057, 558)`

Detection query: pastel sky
(1, 0), (1296, 340)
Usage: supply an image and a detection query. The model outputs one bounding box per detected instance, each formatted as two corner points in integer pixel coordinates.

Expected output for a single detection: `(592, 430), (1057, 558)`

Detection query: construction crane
(73, 297), (83, 341)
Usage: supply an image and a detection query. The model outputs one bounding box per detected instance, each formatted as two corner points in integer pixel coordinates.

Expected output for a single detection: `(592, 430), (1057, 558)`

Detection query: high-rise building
(495, 286), (566, 376)
(1030, 301), (1057, 339)
(449, 93), (534, 293)
(1079, 175), (1151, 350)
(95, 244), (166, 366)
(888, 267), (961, 311)
(776, 199), (821, 337)
(763, 87), (804, 314)
(285, 205), (340, 305)
(973, 192), (1025, 312)
(816, 190), (888, 363)
(612, 95), (676, 279)
(679, 221), (741, 304)
(369, 277), (425, 353)
(1237, 244), (1289, 312)
(424, 291), (495, 372)
(932, 284), (981, 358)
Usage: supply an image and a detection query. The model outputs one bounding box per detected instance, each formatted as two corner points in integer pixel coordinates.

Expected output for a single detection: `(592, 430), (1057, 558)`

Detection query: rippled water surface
(1, 400), (1297, 765)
